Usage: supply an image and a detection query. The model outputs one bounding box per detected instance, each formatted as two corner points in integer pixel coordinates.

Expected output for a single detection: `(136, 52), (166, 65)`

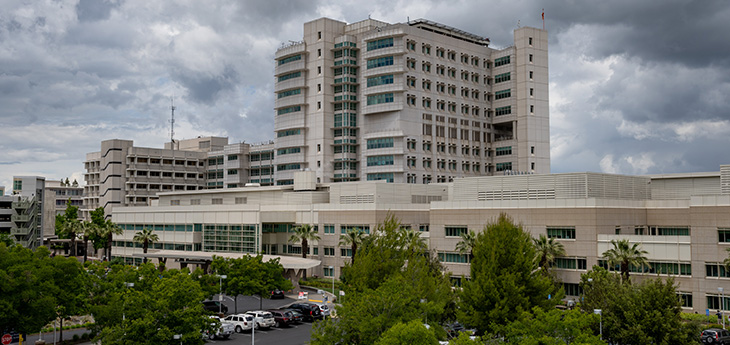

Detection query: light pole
(173, 334), (182, 345)
(594, 309), (602, 340)
(330, 266), (335, 302)
(123, 282), (134, 337)
(219, 274), (227, 314)
(720, 287), (725, 329)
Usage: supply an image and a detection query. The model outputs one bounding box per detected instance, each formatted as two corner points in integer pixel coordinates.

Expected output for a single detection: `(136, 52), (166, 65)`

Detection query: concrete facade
(273, 17), (549, 185)
(110, 165), (730, 313)
(43, 179), (83, 240)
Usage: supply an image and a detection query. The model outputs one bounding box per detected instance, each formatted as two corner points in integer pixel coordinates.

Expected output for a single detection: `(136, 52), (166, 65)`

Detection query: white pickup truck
(205, 315), (235, 340)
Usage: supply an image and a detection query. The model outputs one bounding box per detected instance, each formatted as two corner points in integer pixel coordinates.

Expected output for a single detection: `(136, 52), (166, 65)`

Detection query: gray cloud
(1, 0), (730, 189)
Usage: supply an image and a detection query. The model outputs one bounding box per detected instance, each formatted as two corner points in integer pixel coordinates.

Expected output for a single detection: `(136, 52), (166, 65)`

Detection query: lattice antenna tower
(170, 96), (176, 150)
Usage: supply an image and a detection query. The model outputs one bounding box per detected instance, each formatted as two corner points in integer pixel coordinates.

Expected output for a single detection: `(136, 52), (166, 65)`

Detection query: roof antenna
(170, 96), (176, 150)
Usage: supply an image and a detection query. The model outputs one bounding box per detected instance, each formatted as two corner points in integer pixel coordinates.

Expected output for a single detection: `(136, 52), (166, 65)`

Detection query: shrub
(81, 333), (89, 340)
(72, 334), (80, 341)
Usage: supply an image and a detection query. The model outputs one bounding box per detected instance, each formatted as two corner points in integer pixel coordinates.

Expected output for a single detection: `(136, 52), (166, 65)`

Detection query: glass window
(547, 227), (576, 239)
(366, 37), (394, 51)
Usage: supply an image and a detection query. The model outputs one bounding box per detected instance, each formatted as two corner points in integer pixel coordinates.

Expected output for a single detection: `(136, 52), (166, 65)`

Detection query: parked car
(281, 308), (304, 323)
(310, 302), (331, 318)
(270, 288), (286, 299)
(223, 314), (254, 333)
(288, 302), (324, 321)
(202, 300), (228, 314)
(267, 309), (294, 327)
(204, 316), (235, 340)
(702, 328), (730, 344)
(245, 310), (276, 329)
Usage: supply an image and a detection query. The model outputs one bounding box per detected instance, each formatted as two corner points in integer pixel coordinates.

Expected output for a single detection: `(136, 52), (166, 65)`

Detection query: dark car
(270, 288), (286, 299)
(281, 308), (304, 324)
(202, 300), (228, 315)
(288, 302), (324, 321)
(702, 328), (730, 344)
(267, 309), (294, 327)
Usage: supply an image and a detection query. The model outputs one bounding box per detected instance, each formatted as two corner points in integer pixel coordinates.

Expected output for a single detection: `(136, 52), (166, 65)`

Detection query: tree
(80, 221), (98, 263)
(458, 214), (558, 335)
(503, 307), (604, 344)
(0, 233), (14, 247)
(312, 214), (454, 345)
(289, 224), (320, 259)
(207, 255), (293, 313)
(401, 228), (427, 252)
(339, 227), (365, 265)
(0, 244), (88, 340)
(374, 320), (439, 345)
(533, 234), (566, 272)
(601, 239), (649, 283)
(580, 267), (699, 344)
(96, 220), (123, 261)
(723, 247), (730, 269)
(55, 199), (80, 256)
(133, 228), (159, 264)
(455, 229), (476, 257)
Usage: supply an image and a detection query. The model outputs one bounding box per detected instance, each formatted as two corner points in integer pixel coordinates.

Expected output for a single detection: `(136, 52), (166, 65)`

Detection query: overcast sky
(1, 0), (729, 190)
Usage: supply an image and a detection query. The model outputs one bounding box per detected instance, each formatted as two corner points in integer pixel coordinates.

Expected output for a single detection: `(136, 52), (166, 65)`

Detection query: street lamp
(594, 309), (602, 340)
(123, 282), (134, 337)
(330, 266), (335, 303)
(720, 287), (725, 329)
(219, 275), (227, 314)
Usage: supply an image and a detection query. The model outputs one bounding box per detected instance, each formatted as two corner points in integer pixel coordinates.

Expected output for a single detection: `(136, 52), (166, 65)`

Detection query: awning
(131, 250), (321, 270)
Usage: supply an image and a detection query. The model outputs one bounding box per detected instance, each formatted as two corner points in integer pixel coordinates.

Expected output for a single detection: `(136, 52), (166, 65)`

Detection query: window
(367, 93), (394, 105)
(318, 48), (321, 57)
(494, 56), (510, 67)
(529, 54), (533, 62)
(547, 227), (575, 239)
(530, 88), (534, 96)
(367, 56), (394, 69)
(277, 147), (301, 155)
(277, 164), (301, 171)
(367, 37), (394, 51)
(445, 226), (467, 237)
(495, 162), (512, 172)
(494, 72), (510, 83)
(277, 88), (301, 99)
(719, 228), (730, 242)
(340, 248), (353, 257)
(277, 129), (301, 137)
(324, 225), (335, 234)
(235, 197), (247, 204)
(529, 71), (533, 79)
(530, 105), (534, 113)
(707, 263), (730, 278)
(495, 106), (511, 116)
(367, 138), (394, 149)
(438, 252), (470, 263)
(419, 225), (429, 232)
(367, 75), (394, 87)
(528, 37), (533, 45)
(366, 155), (394, 166)
(495, 89), (511, 100)
(554, 257), (587, 270)
(564, 283), (582, 296)
(367, 173), (394, 182)
(278, 54), (301, 65)
(170, 200), (180, 206)
(495, 146), (512, 156)
(678, 292), (692, 308)
(212, 198), (223, 205)
(278, 71), (301, 82)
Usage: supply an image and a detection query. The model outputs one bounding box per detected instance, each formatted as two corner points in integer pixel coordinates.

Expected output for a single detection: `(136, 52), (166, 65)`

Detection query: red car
(267, 309), (294, 327)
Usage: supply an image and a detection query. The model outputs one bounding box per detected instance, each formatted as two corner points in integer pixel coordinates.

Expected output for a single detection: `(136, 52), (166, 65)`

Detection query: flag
(542, 9), (544, 20)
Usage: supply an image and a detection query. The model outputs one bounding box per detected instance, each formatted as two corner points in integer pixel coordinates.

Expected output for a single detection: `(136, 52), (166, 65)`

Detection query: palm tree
(60, 219), (82, 257)
(339, 228), (365, 264)
(455, 230), (477, 258)
(80, 221), (98, 263)
(133, 228), (159, 264)
(602, 239), (649, 283)
(98, 220), (123, 261)
(401, 228), (427, 252)
(533, 234), (566, 272)
(288, 224), (320, 259)
(723, 248), (730, 269)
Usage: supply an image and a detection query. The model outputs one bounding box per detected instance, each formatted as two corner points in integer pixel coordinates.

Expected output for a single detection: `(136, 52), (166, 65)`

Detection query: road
(210, 322), (313, 345)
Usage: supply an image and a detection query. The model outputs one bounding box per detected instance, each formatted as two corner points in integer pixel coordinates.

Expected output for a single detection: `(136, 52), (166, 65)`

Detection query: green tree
(133, 228), (159, 264)
(97, 220), (123, 261)
(0, 244), (88, 340)
(88, 207), (108, 257)
(312, 214), (454, 344)
(579, 267), (699, 344)
(723, 247), (730, 269)
(0, 233), (14, 247)
(455, 229), (476, 257)
(601, 239), (649, 283)
(503, 307), (604, 344)
(533, 234), (566, 272)
(339, 227), (365, 265)
(55, 199), (80, 256)
(374, 319), (439, 345)
(208, 255), (293, 314)
(458, 213), (558, 335)
(401, 228), (427, 252)
(80, 221), (98, 263)
(289, 224), (320, 259)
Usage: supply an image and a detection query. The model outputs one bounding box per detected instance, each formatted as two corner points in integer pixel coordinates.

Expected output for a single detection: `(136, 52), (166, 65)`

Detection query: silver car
(311, 302), (331, 318)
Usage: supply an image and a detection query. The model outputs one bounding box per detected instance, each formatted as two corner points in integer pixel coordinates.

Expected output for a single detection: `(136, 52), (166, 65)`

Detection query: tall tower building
(273, 17), (549, 185)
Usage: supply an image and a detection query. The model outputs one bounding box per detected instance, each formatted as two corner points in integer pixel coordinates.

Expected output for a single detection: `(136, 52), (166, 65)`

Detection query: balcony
(11, 214), (30, 223)
(275, 59), (306, 77)
(11, 227), (31, 236)
(275, 77), (307, 93)
(12, 200), (31, 209)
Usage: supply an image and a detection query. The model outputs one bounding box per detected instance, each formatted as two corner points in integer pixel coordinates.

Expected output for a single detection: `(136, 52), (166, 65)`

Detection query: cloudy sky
(1, 0), (729, 190)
